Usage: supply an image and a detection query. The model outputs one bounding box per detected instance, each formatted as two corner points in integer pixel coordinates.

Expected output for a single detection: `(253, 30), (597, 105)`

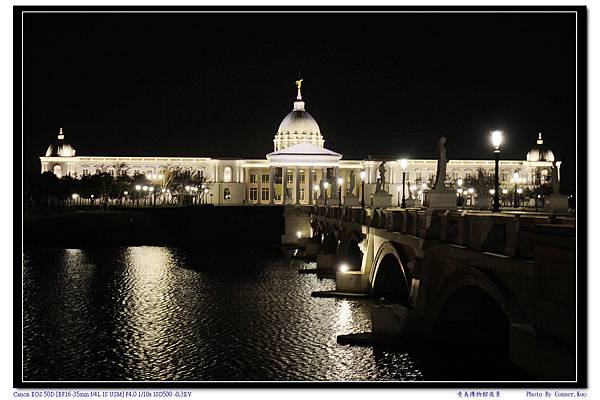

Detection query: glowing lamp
(339, 263), (349, 272)
(399, 158), (408, 171)
(337, 177), (344, 186)
(491, 130), (503, 151)
(135, 185), (141, 191)
(360, 170), (366, 181)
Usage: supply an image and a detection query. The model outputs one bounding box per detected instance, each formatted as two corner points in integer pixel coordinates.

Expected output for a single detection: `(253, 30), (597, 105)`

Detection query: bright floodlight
(149, 187), (154, 192)
(185, 185), (190, 191)
(135, 185), (141, 191)
(296, 231), (302, 238)
(124, 191), (128, 195)
(360, 170), (366, 180)
(313, 184), (319, 191)
(339, 263), (349, 272)
(323, 181), (330, 189)
(491, 130), (503, 150)
(457, 178), (463, 187)
(517, 188), (523, 194)
(489, 189), (495, 195)
(502, 189), (508, 194)
(71, 193), (79, 199)
(468, 188), (474, 194)
(204, 188), (209, 194)
(513, 171), (520, 181)
(337, 177), (344, 186)
(142, 186), (148, 191)
(421, 183), (428, 190)
(399, 159), (408, 170)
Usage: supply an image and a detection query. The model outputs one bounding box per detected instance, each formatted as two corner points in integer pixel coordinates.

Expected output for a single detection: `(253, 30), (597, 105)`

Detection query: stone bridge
(283, 205), (576, 380)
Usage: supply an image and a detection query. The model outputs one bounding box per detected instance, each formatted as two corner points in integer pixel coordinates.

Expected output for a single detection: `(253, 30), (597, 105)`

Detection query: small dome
(273, 80), (324, 151)
(45, 128), (76, 157)
(526, 132), (554, 162)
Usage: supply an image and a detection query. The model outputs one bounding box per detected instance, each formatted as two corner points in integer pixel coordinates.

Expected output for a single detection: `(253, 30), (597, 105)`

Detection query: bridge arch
(429, 268), (526, 351)
(336, 230), (364, 271)
(370, 242), (410, 305)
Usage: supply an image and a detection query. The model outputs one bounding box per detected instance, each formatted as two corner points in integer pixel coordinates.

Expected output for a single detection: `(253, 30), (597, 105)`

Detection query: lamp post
(491, 130), (502, 212)
(399, 159), (408, 208)
(323, 181), (329, 206)
(360, 170), (366, 208)
(513, 171), (520, 208)
(337, 177), (344, 206)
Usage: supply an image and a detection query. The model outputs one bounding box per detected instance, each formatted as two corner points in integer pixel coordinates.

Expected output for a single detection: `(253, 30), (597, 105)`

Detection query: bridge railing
(310, 205), (575, 260)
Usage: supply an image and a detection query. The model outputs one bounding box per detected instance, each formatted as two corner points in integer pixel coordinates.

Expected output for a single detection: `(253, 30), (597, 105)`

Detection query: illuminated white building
(40, 82), (561, 206)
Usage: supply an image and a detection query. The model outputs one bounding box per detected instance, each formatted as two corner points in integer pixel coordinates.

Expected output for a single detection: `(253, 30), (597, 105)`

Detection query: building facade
(40, 82), (560, 207)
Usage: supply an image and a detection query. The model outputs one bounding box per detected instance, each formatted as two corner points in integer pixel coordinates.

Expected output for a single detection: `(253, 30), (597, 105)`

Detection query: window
(250, 174), (257, 183)
(96, 168), (102, 175)
(416, 172), (422, 181)
(287, 171), (293, 183)
(501, 173), (508, 182)
(262, 174), (270, 183)
(465, 172), (472, 180)
(452, 171), (459, 180)
(134, 169), (140, 175)
(312, 171), (317, 183)
(108, 170), (115, 177)
(224, 188), (231, 200)
(299, 188), (305, 201)
(52, 164), (62, 178)
(261, 187), (270, 201)
(299, 171), (305, 183)
(82, 168), (89, 176)
(250, 188), (258, 201)
(223, 166), (232, 183)
(429, 172), (435, 181)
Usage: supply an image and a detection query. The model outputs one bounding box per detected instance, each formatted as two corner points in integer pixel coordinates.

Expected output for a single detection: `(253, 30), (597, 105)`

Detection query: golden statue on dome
(295, 78), (303, 89)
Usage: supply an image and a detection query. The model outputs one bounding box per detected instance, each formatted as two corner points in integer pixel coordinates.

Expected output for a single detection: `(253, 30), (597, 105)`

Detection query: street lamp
(513, 171), (520, 208)
(399, 158), (408, 208)
(360, 170), (366, 208)
(337, 177), (343, 206)
(491, 129), (503, 212)
(323, 181), (329, 206)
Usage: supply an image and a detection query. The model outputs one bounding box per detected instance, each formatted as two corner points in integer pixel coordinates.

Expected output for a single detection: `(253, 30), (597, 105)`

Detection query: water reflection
(23, 246), (423, 381)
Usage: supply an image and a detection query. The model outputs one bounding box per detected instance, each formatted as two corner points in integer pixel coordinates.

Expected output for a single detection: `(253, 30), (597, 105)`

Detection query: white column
(295, 167), (300, 205)
(269, 167), (275, 205)
(308, 167), (313, 204)
(282, 166), (288, 205)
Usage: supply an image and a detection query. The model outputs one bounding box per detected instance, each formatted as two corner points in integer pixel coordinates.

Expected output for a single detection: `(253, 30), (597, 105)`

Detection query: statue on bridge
(551, 161), (560, 194)
(433, 136), (448, 191)
(375, 161), (387, 193)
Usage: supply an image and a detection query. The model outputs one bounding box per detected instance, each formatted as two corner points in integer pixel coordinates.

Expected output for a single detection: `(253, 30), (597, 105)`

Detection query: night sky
(22, 10), (578, 192)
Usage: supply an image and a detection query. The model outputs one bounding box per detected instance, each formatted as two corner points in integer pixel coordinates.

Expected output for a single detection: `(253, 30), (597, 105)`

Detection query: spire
(537, 132), (543, 145)
(293, 78), (305, 111)
(58, 127), (64, 140)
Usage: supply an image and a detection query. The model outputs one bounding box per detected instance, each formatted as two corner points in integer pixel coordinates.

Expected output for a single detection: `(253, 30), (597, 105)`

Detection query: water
(22, 246), (424, 382)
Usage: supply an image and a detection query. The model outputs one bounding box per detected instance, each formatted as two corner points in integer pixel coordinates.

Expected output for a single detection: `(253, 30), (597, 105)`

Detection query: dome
(526, 132), (554, 162)
(273, 80), (324, 151)
(45, 128), (76, 157)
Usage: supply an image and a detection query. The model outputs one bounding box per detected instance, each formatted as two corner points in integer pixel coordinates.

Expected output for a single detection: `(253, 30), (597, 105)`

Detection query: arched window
(224, 188), (231, 200)
(223, 166), (232, 183)
(52, 164), (62, 178)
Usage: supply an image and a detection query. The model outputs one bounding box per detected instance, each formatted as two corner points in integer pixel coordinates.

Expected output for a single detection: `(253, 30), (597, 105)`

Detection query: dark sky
(22, 11), (577, 192)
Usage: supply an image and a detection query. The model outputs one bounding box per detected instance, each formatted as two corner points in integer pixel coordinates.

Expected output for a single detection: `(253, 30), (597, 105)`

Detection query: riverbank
(23, 206), (284, 247)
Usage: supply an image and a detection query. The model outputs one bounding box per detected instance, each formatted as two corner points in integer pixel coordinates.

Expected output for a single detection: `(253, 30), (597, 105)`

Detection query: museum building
(40, 82), (560, 207)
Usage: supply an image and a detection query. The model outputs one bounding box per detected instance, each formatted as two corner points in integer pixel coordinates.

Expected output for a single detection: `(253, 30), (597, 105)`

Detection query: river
(22, 245), (425, 382)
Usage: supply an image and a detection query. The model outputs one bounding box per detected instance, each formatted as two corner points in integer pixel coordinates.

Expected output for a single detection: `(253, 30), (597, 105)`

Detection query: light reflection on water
(23, 246), (423, 381)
